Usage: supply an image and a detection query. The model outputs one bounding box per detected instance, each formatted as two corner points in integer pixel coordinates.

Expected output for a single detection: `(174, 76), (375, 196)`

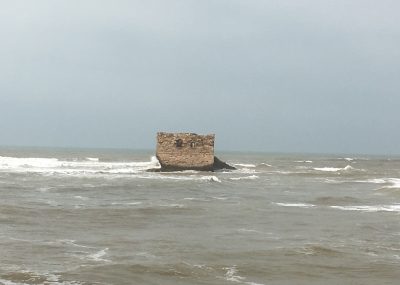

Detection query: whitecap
(295, 160), (313, 163)
(0, 155), (161, 176)
(212, 196), (228, 200)
(330, 204), (400, 213)
(87, 248), (110, 262)
(230, 175), (259, 181)
(338, 157), (355, 161)
(356, 178), (387, 184)
(179, 170), (200, 174)
(237, 228), (262, 234)
(56, 239), (92, 249)
(275, 202), (315, 208)
(234, 163), (256, 168)
(384, 178), (400, 189)
(313, 167), (342, 172)
(343, 165), (354, 171)
(224, 266), (245, 282)
(235, 168), (258, 174)
(159, 204), (185, 208)
(223, 266), (266, 285)
(314, 165), (354, 172)
(359, 178), (400, 192)
(111, 201), (142, 206)
(200, 175), (221, 183)
(86, 157), (99, 162)
(183, 197), (209, 201)
(74, 196), (89, 200)
(0, 274), (83, 285)
(0, 156), (61, 169)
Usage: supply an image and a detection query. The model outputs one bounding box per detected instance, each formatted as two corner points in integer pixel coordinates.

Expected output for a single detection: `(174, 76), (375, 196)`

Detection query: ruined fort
(155, 132), (235, 171)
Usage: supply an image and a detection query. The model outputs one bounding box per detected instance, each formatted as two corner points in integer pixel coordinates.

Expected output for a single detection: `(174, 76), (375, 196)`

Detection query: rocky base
(147, 156), (236, 172)
(212, 156), (236, 171)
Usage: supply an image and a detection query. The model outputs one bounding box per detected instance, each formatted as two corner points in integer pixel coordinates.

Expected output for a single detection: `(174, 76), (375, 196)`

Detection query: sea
(0, 147), (399, 285)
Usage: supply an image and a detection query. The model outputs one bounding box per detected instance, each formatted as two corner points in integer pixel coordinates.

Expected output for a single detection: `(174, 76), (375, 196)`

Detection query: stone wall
(156, 132), (215, 171)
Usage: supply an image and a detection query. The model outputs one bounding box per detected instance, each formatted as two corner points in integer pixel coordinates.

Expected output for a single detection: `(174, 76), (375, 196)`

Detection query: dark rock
(147, 156), (235, 172)
(212, 156), (236, 171)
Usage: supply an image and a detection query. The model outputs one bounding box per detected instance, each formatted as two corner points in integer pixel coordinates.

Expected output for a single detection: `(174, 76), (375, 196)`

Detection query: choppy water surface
(1, 147), (400, 285)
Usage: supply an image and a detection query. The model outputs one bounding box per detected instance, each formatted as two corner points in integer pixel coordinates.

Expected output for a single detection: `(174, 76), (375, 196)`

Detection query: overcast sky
(0, 0), (399, 154)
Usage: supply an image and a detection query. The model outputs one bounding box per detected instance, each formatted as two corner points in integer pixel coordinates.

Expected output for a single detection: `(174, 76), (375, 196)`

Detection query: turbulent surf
(1, 148), (400, 284)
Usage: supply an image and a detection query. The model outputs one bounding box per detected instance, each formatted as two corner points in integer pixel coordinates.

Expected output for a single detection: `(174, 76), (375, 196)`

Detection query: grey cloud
(1, 0), (399, 154)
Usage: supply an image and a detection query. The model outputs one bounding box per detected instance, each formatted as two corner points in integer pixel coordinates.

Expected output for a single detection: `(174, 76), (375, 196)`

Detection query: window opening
(175, 139), (183, 147)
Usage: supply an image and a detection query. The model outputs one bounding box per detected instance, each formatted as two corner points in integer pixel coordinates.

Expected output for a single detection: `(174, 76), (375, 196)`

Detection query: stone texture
(156, 132), (215, 171)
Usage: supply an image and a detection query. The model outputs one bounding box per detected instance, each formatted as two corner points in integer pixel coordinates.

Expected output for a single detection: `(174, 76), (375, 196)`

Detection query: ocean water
(1, 147), (400, 285)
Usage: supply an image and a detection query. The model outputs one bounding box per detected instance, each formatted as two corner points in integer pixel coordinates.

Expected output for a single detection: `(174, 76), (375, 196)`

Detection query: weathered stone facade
(156, 132), (215, 171)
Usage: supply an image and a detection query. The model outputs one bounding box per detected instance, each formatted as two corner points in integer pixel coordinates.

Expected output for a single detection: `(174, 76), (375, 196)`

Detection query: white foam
(237, 228), (262, 234)
(159, 204), (185, 208)
(275, 202), (315, 208)
(74, 196), (88, 200)
(87, 248), (110, 262)
(364, 178), (388, 184)
(356, 178), (400, 189)
(0, 272), (83, 285)
(224, 266), (245, 282)
(295, 160), (313, 163)
(223, 266), (265, 285)
(86, 157), (99, 162)
(314, 165), (354, 172)
(183, 197), (209, 201)
(200, 175), (221, 183)
(259, 163), (272, 167)
(385, 178), (400, 189)
(343, 165), (353, 171)
(339, 157), (355, 161)
(56, 239), (92, 249)
(234, 163), (256, 168)
(313, 167), (341, 172)
(330, 204), (400, 213)
(235, 168), (258, 174)
(212, 196), (228, 200)
(230, 175), (259, 181)
(0, 156), (61, 168)
(0, 155), (161, 176)
(0, 278), (27, 285)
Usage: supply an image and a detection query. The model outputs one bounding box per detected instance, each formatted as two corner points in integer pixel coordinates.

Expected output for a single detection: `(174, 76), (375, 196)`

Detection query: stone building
(156, 132), (215, 171)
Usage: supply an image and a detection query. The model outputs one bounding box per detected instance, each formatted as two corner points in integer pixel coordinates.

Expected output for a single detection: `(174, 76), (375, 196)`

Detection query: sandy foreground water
(1, 147), (400, 284)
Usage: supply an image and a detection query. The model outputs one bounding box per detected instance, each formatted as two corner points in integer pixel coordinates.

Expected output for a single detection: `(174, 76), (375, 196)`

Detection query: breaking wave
(0, 155), (160, 176)
(85, 157), (99, 162)
(0, 271), (83, 285)
(223, 266), (265, 285)
(86, 248), (111, 262)
(274, 203), (315, 208)
(355, 178), (400, 196)
(230, 175), (259, 181)
(379, 178), (400, 189)
(234, 163), (256, 168)
(200, 176), (221, 183)
(330, 204), (400, 213)
(313, 165), (354, 172)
